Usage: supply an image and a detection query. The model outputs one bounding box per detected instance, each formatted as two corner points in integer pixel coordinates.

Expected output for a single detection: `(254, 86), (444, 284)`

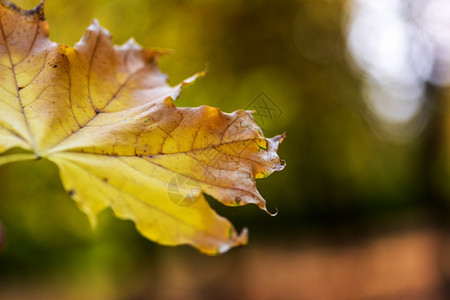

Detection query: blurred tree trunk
(0, 219), (4, 252)
(421, 82), (450, 297)
(421, 83), (448, 220)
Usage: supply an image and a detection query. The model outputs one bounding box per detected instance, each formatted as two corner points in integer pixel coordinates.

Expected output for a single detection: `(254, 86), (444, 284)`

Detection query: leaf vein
(13, 18), (40, 66)
(18, 50), (48, 90)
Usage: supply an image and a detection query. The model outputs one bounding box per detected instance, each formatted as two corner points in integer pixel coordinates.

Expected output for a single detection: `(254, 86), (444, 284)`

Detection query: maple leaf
(0, 1), (285, 254)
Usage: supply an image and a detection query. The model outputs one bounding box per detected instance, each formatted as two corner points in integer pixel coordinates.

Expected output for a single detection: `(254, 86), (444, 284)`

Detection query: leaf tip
(81, 205), (99, 231)
(164, 96), (176, 107)
(87, 213), (99, 231)
(86, 18), (111, 38)
(258, 201), (278, 216)
(181, 70), (207, 87)
(273, 132), (286, 143)
(124, 37), (138, 46)
(268, 206), (279, 216)
(270, 133), (286, 171)
(237, 226), (249, 244)
(88, 18), (100, 31)
(216, 227), (248, 254)
(66, 188), (99, 231)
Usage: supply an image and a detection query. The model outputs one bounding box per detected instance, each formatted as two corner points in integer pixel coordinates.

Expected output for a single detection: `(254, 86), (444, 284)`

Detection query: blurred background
(0, 0), (449, 299)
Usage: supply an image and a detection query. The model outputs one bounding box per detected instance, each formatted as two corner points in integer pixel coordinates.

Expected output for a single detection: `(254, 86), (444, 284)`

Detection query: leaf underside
(0, 0), (285, 254)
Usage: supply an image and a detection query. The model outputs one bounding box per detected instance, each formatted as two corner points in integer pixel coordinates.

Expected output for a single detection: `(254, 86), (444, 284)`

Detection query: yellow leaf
(0, 1), (285, 254)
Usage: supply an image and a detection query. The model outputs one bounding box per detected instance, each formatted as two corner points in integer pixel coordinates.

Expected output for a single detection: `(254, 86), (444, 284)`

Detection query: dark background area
(0, 0), (449, 299)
